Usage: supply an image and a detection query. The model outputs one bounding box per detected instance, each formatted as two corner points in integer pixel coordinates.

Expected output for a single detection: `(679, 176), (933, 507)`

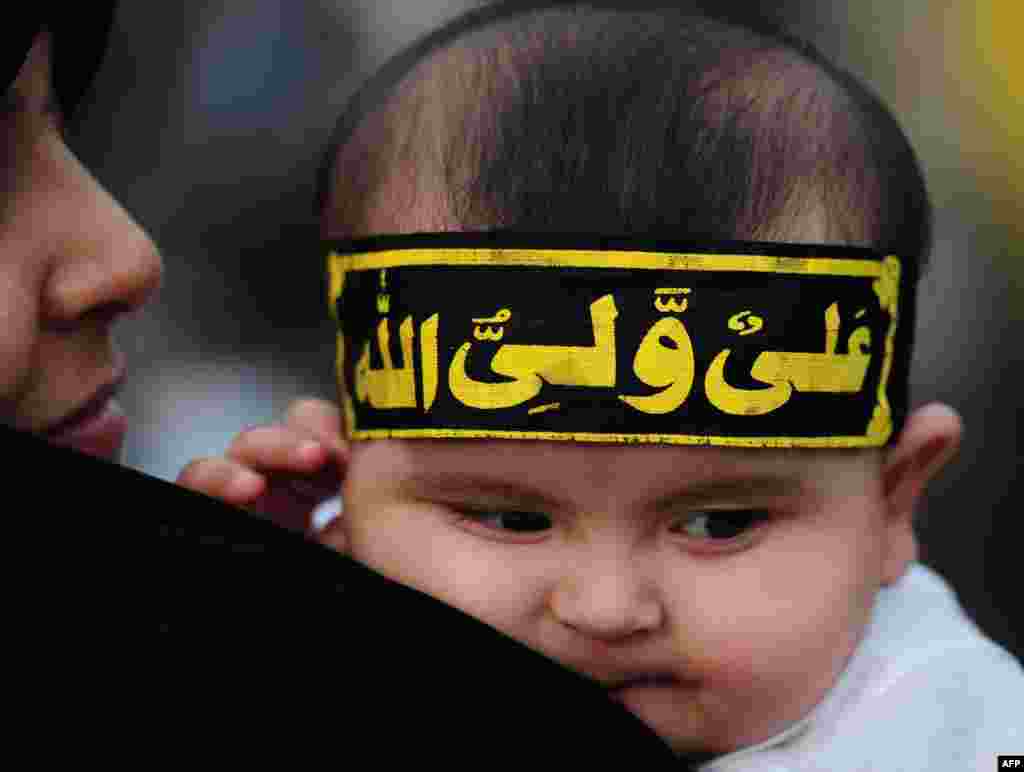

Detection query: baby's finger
(177, 457), (265, 506)
(284, 398), (347, 456)
(245, 477), (332, 533)
(226, 425), (330, 474)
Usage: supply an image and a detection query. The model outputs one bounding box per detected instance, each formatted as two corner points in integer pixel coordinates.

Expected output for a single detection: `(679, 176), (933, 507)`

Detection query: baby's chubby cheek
(671, 626), (844, 750)
(332, 500), (456, 589)
(342, 505), (535, 620)
(676, 562), (877, 748)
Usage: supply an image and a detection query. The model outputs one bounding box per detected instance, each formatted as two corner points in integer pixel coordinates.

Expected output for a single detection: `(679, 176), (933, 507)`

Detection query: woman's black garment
(5, 425), (683, 766)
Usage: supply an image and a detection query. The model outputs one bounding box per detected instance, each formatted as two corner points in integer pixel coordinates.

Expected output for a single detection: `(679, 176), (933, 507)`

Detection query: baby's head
(316, 1), (961, 757)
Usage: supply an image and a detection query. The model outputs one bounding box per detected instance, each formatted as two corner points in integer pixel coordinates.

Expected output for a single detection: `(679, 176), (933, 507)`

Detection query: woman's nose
(42, 141), (162, 325)
(549, 557), (664, 641)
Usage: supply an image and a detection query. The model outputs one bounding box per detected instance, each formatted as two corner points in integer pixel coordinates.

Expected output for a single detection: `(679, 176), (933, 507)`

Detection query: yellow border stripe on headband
(344, 427), (890, 447)
(328, 248), (888, 277)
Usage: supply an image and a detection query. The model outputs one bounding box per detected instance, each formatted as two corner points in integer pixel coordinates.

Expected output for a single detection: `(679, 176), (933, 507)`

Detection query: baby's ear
(879, 403), (963, 584)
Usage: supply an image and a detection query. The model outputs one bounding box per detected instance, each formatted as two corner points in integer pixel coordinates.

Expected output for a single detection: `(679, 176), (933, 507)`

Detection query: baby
(179, 2), (1022, 769)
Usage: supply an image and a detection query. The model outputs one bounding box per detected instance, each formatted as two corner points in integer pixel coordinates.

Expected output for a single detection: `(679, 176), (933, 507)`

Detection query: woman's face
(1, 31), (162, 460)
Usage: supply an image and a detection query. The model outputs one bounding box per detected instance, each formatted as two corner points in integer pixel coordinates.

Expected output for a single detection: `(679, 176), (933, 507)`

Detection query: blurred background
(75, 1), (1019, 659)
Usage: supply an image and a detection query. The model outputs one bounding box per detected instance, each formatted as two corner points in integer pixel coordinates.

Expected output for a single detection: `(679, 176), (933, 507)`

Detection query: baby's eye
(670, 510), (769, 541)
(458, 509), (552, 533)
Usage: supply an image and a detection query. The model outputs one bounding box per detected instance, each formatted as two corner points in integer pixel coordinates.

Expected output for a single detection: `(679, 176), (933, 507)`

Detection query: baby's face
(332, 438), (901, 755)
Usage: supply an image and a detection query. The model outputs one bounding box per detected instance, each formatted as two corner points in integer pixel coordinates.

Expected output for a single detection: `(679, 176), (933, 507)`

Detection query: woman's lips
(45, 385), (128, 462)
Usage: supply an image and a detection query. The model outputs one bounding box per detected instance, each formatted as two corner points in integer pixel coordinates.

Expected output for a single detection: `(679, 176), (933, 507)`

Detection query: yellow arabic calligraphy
(376, 269), (390, 313)
(728, 310), (763, 336)
(420, 314), (439, 412)
(866, 256), (901, 441)
(474, 326), (505, 341)
(653, 287), (691, 314)
(618, 317), (696, 414)
(355, 316), (417, 409)
(473, 309), (512, 324)
(705, 303), (872, 416)
(449, 295), (618, 410)
(472, 309), (511, 342)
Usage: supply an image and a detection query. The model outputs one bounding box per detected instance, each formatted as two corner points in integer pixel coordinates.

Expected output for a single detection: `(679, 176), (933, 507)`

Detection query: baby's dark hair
(317, 0), (931, 273)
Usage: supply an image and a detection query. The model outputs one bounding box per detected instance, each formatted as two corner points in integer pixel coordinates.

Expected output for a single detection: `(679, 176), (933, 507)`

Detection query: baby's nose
(550, 558), (664, 641)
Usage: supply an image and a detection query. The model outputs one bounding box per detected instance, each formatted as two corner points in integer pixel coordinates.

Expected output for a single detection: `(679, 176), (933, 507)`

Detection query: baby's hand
(177, 398), (347, 536)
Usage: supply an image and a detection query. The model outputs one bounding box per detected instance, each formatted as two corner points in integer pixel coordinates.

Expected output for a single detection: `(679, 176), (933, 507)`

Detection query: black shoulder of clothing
(4, 426), (689, 767)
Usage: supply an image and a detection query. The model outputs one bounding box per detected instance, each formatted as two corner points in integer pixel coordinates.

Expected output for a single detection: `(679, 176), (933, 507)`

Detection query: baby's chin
(633, 688), (805, 761)
(660, 723), (772, 763)
(608, 682), (724, 757)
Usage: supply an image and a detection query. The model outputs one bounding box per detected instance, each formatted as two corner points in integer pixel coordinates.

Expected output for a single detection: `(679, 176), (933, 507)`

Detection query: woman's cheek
(0, 296), (38, 422)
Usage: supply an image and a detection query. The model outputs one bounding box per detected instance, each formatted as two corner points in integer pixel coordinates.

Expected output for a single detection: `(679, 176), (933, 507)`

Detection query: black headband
(327, 232), (916, 448)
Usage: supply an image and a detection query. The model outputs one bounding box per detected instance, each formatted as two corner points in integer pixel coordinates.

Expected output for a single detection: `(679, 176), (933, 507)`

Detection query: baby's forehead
(352, 438), (878, 500)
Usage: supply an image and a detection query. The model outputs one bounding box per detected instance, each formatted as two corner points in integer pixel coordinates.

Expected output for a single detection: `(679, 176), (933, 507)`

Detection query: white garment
(701, 563), (1023, 772)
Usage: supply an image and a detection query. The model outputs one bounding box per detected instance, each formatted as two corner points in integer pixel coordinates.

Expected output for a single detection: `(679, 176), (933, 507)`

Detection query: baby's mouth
(606, 673), (681, 691)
